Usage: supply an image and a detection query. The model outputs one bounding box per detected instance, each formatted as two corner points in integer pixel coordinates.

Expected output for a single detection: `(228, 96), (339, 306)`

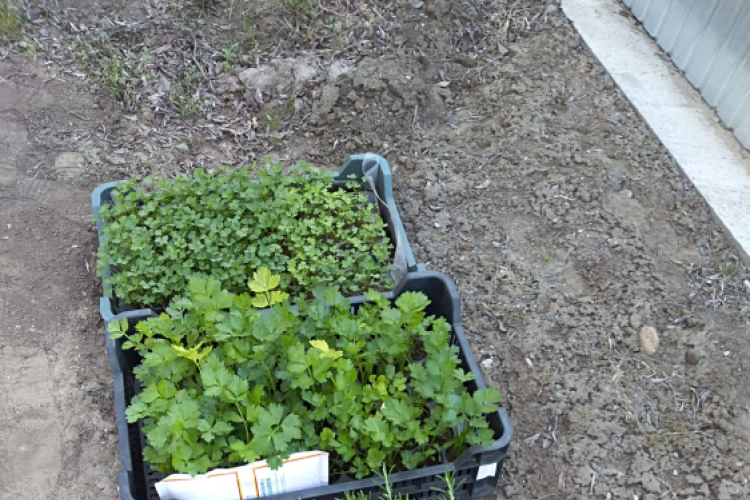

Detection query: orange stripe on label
(253, 467), (260, 499)
(236, 471), (244, 500)
(253, 452), (325, 472)
(164, 471), (238, 482)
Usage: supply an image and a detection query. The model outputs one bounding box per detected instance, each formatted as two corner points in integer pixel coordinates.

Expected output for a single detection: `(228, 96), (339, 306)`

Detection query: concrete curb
(562, 0), (750, 265)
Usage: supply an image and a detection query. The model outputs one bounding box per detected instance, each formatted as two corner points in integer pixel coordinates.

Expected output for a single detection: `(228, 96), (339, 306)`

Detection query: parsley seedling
(111, 269), (501, 477)
(98, 161), (393, 308)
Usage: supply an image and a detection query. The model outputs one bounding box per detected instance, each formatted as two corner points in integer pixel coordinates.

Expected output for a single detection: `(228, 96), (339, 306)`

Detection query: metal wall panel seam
(631, 0), (653, 19)
(692, 0), (744, 91)
(722, 84), (750, 130)
(649, 0), (676, 36)
(676, 0), (721, 70)
(640, 0), (667, 34)
(715, 44), (750, 121)
(733, 100), (750, 147)
(703, 2), (750, 107)
(620, 0), (750, 148)
(658, 0), (697, 54)
(628, 0), (641, 11)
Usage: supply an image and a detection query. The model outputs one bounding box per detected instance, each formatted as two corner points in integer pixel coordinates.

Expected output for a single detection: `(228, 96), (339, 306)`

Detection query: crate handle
(359, 153), (408, 285)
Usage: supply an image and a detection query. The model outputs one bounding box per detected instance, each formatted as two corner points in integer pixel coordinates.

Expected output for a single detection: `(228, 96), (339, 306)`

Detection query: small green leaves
(98, 163), (394, 308)
(122, 273), (501, 478)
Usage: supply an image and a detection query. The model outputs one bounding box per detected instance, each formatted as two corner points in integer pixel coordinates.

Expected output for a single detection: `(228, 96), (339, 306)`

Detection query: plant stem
(235, 402), (250, 442)
(261, 362), (277, 398)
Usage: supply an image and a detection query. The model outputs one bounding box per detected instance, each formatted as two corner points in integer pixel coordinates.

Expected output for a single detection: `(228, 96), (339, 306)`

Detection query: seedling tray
(105, 271), (513, 500)
(92, 153), (422, 322)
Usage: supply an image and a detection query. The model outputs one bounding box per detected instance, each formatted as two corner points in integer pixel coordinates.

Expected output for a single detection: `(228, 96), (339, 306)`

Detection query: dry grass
(0, 0), (21, 42)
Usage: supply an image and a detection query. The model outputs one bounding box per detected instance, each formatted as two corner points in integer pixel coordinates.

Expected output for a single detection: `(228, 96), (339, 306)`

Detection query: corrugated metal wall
(622, 0), (750, 150)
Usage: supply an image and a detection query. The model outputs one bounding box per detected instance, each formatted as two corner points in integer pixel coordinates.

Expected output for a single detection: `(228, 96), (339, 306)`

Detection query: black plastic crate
(105, 271), (513, 500)
(93, 153), (423, 322)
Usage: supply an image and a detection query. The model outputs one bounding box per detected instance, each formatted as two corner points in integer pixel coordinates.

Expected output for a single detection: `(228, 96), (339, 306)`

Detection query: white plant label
(476, 463), (497, 481)
(155, 452), (329, 500)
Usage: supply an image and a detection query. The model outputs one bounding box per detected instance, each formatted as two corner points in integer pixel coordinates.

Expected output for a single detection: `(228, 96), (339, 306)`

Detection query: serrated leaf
(366, 447), (387, 471)
(395, 292), (430, 313)
(269, 290), (289, 305)
(125, 401), (149, 423)
(251, 295), (269, 308)
(310, 339), (343, 360)
(381, 398), (419, 426)
(474, 387), (502, 412)
(224, 411), (245, 423)
(320, 428), (335, 442)
(363, 418), (389, 443)
(108, 318), (129, 339)
(364, 289), (387, 305)
(453, 368), (475, 383)
(380, 308), (402, 325)
(281, 413), (302, 440)
(248, 267), (279, 293)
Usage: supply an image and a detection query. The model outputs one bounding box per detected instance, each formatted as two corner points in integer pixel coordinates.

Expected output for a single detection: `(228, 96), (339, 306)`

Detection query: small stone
(639, 326), (659, 355)
(105, 155), (126, 165)
(311, 84), (340, 123)
(686, 348), (700, 365)
(54, 152), (85, 179)
(328, 61), (351, 82)
(696, 237), (709, 248)
(686, 317), (705, 328)
(639, 472), (661, 493)
(481, 358), (494, 369)
(686, 474), (704, 485)
(424, 183), (440, 202)
(175, 143), (189, 152)
(609, 170), (626, 186)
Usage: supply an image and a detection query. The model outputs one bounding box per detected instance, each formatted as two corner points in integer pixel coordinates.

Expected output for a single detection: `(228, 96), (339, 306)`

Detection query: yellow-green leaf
(248, 267), (280, 293)
(269, 290), (289, 305)
(310, 339), (329, 351)
(251, 295), (269, 308)
(268, 274), (281, 291)
(310, 339), (343, 360)
(172, 344), (189, 355)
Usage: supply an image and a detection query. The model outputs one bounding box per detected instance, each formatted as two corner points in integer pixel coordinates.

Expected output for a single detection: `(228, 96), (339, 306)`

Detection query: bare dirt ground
(1, 1), (750, 499)
(0, 60), (120, 498)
